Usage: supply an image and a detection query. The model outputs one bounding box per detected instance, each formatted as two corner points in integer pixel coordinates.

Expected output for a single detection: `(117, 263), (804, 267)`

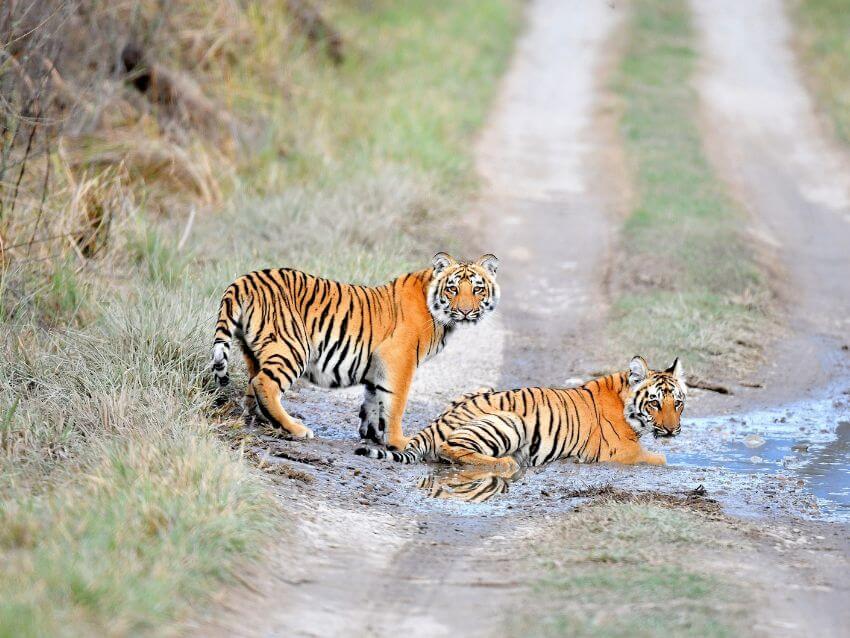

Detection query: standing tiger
(356, 356), (686, 471)
(211, 252), (500, 448)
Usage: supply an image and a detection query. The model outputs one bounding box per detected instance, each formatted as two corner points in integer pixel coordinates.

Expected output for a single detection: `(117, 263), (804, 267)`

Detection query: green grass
(507, 499), (746, 638)
(608, 0), (770, 379)
(126, 222), (192, 288)
(0, 284), (276, 637)
(0, 429), (273, 637)
(219, 0), (520, 281)
(795, 0), (850, 145)
(0, 1), (521, 635)
(235, 0), (519, 195)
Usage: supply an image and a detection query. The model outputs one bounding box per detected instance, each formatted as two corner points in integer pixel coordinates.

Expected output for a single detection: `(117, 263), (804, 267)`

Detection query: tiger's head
(624, 356), (687, 438)
(427, 252), (500, 325)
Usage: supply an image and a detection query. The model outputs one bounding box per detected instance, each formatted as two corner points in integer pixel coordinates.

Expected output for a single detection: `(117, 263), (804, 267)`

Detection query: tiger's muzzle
(652, 425), (681, 438)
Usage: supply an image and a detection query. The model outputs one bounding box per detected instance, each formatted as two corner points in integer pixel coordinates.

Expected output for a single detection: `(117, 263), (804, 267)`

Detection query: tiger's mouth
(450, 310), (484, 323)
(653, 426), (680, 438)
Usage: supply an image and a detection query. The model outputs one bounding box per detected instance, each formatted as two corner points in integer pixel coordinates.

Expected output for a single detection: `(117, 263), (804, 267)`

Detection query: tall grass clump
(608, 0), (772, 380)
(0, 285), (275, 636)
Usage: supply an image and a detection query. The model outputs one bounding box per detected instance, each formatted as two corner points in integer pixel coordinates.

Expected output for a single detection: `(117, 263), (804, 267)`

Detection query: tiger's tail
(355, 429), (432, 464)
(357, 388), (496, 463)
(354, 446), (423, 464)
(211, 282), (243, 387)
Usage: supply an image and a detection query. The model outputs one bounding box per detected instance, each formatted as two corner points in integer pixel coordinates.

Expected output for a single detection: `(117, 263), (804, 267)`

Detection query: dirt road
(196, 2), (622, 636)
(690, 1), (850, 632)
(196, 1), (850, 636)
(693, 0), (850, 405)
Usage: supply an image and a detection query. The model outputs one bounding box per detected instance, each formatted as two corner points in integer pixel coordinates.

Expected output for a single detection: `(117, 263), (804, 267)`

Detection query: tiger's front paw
(497, 457), (520, 474)
(287, 420), (315, 440)
(644, 451), (666, 465)
(387, 435), (410, 451)
(359, 419), (384, 444)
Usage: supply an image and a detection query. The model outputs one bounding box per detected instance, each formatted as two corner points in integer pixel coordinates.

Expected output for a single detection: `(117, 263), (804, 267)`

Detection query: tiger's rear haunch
(356, 356), (686, 471)
(211, 252), (499, 447)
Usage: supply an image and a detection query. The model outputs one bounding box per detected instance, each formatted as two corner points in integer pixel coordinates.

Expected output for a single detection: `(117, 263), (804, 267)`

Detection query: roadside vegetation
(794, 0), (850, 145)
(508, 494), (747, 637)
(0, 1), (519, 635)
(607, 0), (772, 381)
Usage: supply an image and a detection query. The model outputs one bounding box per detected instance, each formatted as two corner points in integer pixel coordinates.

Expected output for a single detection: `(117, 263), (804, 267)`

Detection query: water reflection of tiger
(357, 356), (686, 472)
(417, 468), (517, 503)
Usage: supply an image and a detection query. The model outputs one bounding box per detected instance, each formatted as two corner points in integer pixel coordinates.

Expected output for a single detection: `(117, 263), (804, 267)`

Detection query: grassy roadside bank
(0, 2), (520, 635)
(607, 0), (772, 381)
(507, 494), (748, 637)
(793, 0), (850, 146)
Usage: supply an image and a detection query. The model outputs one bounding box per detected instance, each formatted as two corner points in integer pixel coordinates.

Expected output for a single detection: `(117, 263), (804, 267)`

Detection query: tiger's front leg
(608, 441), (666, 465)
(372, 346), (416, 451)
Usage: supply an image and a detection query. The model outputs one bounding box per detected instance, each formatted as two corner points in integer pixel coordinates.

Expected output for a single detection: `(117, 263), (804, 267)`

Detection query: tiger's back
(213, 268), (447, 389)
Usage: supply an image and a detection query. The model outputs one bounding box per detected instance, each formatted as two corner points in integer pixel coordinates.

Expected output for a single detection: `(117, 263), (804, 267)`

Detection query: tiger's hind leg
(358, 382), (384, 444)
(240, 342), (261, 420)
(608, 441), (666, 466)
(251, 339), (313, 439)
(438, 412), (524, 473)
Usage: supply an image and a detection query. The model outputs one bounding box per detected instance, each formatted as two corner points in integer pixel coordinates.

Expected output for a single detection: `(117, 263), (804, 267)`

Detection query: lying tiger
(211, 252), (500, 448)
(356, 356), (686, 471)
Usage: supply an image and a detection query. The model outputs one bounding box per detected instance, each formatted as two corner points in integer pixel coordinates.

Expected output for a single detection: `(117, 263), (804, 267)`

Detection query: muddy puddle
(672, 390), (850, 519)
(257, 369), (850, 523)
(412, 388), (850, 521)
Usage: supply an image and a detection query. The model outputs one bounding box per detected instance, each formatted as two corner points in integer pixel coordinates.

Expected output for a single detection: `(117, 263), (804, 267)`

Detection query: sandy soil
(192, 1), (850, 636)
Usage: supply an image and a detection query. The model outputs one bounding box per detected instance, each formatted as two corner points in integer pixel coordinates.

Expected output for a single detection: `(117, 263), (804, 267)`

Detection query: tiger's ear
(628, 356), (649, 388)
(667, 357), (685, 383)
(476, 253), (499, 277)
(432, 252), (456, 275)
